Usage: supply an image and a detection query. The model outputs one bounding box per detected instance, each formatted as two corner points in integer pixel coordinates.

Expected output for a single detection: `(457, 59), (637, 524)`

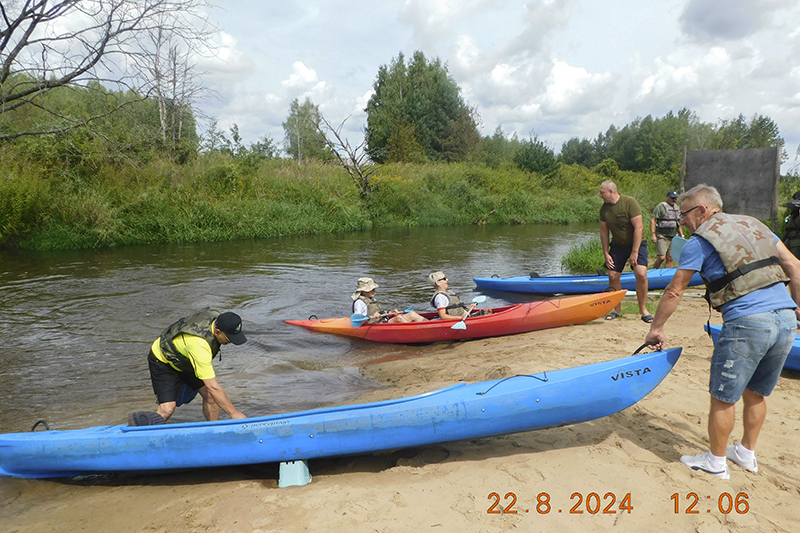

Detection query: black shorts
(147, 350), (204, 404)
(607, 242), (648, 273)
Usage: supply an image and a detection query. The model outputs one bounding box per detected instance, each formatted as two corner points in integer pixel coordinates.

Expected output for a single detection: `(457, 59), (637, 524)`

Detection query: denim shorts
(709, 309), (795, 403)
(607, 242), (648, 272)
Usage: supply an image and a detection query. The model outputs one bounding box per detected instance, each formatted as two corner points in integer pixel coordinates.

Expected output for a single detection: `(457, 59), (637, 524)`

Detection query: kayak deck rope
(476, 373), (549, 395)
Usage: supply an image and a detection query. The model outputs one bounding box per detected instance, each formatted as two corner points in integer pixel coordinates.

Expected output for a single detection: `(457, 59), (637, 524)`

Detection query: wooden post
(680, 146), (687, 193)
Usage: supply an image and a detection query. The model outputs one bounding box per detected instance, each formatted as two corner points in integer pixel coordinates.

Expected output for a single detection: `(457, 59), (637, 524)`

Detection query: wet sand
(2, 292), (800, 532)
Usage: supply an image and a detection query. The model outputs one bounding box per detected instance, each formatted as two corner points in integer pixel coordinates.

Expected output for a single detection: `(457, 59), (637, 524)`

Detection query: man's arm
(645, 269), (697, 349)
(600, 221), (613, 269)
(650, 213), (657, 243)
(630, 214), (644, 267)
(202, 377), (246, 419)
(776, 241), (800, 320)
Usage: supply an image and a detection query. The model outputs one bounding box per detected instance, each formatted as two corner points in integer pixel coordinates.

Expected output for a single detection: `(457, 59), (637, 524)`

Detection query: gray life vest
(694, 213), (788, 309)
(352, 295), (383, 323)
(158, 308), (221, 373)
(655, 201), (681, 235)
(430, 290), (467, 312)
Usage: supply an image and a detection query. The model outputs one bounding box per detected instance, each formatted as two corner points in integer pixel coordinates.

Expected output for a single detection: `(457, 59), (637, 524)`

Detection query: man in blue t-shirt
(645, 184), (800, 480)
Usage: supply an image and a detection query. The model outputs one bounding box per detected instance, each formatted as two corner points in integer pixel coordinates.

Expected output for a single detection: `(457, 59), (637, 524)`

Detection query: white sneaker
(680, 452), (730, 480)
(726, 445), (758, 473)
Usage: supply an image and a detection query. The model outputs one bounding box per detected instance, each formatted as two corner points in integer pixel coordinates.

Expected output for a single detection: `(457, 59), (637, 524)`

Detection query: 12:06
(670, 492), (750, 514)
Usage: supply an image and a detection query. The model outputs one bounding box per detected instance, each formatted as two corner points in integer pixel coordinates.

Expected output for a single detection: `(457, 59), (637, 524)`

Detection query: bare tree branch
(315, 114), (381, 199)
(0, 0), (213, 141)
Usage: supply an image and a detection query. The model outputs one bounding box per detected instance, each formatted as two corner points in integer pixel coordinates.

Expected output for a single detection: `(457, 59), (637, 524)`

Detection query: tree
(560, 137), (600, 167)
(282, 97), (331, 163)
(514, 134), (557, 175)
(365, 51), (479, 163)
(314, 114), (376, 199)
(0, 0), (211, 143)
(143, 23), (207, 151)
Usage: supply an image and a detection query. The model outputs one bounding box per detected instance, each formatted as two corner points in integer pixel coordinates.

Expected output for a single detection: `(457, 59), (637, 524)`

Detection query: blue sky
(196, 0), (800, 171)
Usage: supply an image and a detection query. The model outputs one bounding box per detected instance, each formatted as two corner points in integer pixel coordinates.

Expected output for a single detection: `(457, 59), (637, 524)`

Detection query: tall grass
(0, 148), (683, 251)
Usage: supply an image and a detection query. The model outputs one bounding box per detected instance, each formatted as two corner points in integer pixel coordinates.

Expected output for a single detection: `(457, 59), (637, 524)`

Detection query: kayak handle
(31, 420), (51, 431)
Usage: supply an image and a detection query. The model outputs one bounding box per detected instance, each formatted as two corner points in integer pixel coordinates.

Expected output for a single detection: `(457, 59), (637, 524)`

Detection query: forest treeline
(1, 1), (796, 251)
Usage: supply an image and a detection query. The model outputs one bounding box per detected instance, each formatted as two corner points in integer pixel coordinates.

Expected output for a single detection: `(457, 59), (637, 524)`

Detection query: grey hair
(677, 184), (723, 210)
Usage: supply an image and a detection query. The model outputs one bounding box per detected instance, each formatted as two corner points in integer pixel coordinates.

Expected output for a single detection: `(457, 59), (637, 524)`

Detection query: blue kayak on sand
(704, 324), (800, 372)
(0, 348), (681, 479)
(474, 268), (704, 295)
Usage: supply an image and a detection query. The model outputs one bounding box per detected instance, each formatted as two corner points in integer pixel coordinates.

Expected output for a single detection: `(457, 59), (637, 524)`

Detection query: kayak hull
(0, 348), (681, 479)
(286, 291), (626, 343)
(474, 268), (703, 295)
(704, 324), (800, 371)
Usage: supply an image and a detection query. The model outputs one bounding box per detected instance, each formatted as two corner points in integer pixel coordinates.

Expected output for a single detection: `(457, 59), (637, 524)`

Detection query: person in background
(429, 271), (491, 319)
(650, 189), (682, 269)
(781, 191), (800, 259)
(599, 180), (651, 322)
(135, 308), (248, 426)
(351, 277), (427, 323)
(645, 183), (800, 480)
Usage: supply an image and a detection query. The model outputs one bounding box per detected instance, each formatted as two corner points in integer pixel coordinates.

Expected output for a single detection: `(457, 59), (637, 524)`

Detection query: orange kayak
(286, 290), (626, 344)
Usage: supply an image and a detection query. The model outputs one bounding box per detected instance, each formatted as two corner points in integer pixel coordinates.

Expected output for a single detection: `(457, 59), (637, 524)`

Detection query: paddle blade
(473, 295), (487, 303)
(451, 320), (467, 330)
(672, 236), (688, 262)
(350, 313), (369, 327)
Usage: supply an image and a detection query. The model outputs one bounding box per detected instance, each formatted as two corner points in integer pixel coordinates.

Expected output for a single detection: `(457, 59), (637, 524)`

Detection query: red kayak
(286, 291), (626, 344)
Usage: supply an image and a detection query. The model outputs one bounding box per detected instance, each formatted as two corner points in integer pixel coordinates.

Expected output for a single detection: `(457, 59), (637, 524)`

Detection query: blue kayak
(0, 348), (680, 479)
(474, 268), (704, 294)
(704, 325), (800, 372)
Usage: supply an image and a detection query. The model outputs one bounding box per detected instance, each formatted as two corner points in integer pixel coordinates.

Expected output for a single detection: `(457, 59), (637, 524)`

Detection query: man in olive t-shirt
(599, 180), (650, 321)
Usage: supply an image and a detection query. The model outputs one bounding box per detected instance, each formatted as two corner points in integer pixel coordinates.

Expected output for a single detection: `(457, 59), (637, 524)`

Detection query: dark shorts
(607, 242), (648, 273)
(147, 350), (204, 405)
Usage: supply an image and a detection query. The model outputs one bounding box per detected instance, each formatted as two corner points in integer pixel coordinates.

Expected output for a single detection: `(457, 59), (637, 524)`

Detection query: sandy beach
(3, 291), (800, 532)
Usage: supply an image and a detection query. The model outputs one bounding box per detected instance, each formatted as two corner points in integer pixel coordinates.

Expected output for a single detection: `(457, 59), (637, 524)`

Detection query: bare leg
(157, 401), (176, 421)
(664, 252), (673, 269)
(740, 389), (767, 451)
(608, 270), (622, 313)
(708, 396), (736, 457)
(653, 255), (665, 269)
(634, 264), (649, 316)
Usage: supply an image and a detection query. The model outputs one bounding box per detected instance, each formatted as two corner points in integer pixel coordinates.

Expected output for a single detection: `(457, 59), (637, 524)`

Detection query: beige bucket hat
(351, 277), (379, 300)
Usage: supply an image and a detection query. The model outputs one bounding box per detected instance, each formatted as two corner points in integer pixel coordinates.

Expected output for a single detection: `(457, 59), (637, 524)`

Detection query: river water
(0, 223), (595, 436)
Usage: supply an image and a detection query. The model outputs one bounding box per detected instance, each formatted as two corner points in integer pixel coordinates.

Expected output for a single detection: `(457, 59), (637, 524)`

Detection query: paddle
(451, 296), (488, 330)
(671, 236), (688, 262)
(350, 305), (415, 327)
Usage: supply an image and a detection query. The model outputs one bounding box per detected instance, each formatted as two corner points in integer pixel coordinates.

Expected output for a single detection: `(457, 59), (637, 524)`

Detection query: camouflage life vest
(158, 308), (221, 373)
(654, 201), (681, 236)
(352, 294), (383, 324)
(430, 290), (467, 312)
(694, 213), (788, 309)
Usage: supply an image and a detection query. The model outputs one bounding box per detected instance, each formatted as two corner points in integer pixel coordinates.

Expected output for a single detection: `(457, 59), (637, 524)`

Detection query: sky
(195, 0), (800, 172)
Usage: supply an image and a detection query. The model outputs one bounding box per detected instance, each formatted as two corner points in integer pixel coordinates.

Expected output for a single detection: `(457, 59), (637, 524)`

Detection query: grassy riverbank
(0, 149), (718, 251)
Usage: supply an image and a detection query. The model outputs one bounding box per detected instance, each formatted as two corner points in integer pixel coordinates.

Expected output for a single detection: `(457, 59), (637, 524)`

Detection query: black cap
(667, 190), (678, 199)
(216, 312), (247, 345)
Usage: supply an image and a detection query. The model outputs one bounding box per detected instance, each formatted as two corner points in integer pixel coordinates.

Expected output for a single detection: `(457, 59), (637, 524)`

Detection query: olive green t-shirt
(599, 195), (642, 246)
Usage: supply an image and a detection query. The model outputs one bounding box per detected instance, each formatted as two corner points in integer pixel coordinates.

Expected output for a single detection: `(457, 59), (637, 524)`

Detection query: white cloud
(281, 62), (319, 89)
(680, 0), (793, 41)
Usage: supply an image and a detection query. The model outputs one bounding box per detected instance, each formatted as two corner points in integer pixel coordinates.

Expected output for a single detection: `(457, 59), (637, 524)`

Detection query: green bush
(561, 238), (605, 273)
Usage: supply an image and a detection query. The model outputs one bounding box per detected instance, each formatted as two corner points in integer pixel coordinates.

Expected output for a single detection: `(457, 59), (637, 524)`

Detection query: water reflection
(0, 223), (595, 433)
